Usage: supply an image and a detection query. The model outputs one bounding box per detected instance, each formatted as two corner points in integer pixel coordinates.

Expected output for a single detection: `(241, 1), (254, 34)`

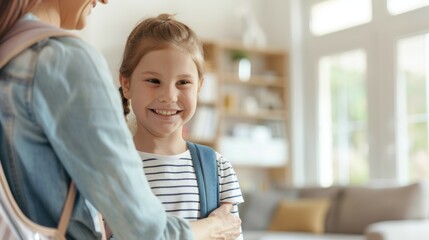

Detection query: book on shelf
(199, 72), (218, 103)
(186, 106), (218, 141)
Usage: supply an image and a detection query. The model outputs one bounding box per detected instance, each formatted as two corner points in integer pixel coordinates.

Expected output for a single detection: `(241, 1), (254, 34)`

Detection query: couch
(239, 181), (429, 240)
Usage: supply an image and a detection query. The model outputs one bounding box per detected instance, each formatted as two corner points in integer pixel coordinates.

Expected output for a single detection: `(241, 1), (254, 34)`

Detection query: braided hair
(118, 86), (130, 116)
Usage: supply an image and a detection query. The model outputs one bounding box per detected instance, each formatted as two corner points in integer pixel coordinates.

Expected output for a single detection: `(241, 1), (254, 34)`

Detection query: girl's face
(121, 46), (202, 139)
(58, 0), (106, 29)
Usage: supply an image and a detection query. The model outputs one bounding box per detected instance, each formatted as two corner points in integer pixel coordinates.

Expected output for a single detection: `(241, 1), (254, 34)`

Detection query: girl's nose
(158, 87), (178, 103)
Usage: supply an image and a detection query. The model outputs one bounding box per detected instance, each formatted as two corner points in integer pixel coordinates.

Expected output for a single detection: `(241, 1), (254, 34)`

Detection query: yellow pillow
(268, 198), (330, 234)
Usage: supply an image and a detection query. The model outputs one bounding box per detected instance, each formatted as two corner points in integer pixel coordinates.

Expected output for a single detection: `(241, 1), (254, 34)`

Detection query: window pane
(388, 0), (429, 15)
(310, 0), (372, 36)
(397, 34), (429, 182)
(319, 50), (369, 186)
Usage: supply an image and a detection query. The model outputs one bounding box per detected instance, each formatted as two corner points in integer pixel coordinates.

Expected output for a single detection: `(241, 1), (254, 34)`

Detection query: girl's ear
(197, 77), (204, 94)
(120, 76), (131, 99)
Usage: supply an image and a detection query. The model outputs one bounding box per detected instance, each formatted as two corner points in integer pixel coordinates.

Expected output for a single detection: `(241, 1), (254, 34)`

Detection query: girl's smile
(150, 109), (183, 117)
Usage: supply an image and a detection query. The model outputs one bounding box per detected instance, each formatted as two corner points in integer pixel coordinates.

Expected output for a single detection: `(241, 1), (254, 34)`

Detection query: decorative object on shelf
(223, 93), (237, 111)
(256, 88), (283, 110)
(243, 96), (259, 114)
(235, 1), (267, 48)
(238, 58), (251, 82)
(231, 50), (251, 82)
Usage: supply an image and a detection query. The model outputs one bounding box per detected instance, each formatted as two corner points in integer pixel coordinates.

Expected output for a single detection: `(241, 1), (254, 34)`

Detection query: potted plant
(230, 50), (251, 82)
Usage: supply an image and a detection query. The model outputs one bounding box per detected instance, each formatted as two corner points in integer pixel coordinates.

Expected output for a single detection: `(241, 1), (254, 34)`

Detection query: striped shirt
(138, 150), (244, 221)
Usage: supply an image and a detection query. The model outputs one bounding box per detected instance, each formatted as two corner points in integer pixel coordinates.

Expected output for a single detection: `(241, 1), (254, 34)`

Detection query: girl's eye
(177, 80), (191, 85)
(146, 79), (160, 84)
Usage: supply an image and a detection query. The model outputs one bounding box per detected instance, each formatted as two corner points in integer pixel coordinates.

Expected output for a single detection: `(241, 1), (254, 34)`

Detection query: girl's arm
(190, 204), (241, 240)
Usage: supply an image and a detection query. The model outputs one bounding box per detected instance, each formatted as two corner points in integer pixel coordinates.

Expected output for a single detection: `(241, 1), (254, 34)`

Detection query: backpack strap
(0, 19), (75, 68)
(57, 182), (76, 237)
(0, 18), (77, 236)
(187, 142), (220, 218)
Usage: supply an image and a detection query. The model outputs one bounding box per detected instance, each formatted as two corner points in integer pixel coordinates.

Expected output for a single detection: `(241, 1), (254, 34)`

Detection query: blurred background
(80, 0), (429, 192)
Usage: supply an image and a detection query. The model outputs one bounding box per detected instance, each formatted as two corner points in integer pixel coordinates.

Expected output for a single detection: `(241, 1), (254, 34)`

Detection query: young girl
(119, 14), (244, 238)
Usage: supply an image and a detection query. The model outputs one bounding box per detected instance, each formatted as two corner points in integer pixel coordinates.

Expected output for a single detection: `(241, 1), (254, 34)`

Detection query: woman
(0, 1), (241, 239)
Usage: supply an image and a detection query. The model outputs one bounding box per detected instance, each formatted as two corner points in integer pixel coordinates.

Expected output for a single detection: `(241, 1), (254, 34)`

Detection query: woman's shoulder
(34, 35), (111, 82)
(13, 15), (105, 67)
(40, 36), (106, 65)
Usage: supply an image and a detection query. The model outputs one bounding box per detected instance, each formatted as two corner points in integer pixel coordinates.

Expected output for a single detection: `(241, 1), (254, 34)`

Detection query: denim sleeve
(32, 37), (193, 240)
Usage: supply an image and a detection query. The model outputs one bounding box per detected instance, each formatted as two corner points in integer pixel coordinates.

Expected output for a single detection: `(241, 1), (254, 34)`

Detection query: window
(310, 0), (372, 36)
(396, 34), (429, 182)
(294, 0), (429, 186)
(388, 0), (429, 15)
(319, 50), (369, 186)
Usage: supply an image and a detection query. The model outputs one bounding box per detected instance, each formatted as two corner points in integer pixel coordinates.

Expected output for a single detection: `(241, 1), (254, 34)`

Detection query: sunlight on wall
(310, 0), (372, 36)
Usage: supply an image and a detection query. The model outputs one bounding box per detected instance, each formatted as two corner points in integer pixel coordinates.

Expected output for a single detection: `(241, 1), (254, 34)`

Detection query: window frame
(292, 0), (429, 185)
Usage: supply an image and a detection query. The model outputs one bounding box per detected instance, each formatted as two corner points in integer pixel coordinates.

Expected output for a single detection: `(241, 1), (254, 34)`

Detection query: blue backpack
(187, 142), (220, 218)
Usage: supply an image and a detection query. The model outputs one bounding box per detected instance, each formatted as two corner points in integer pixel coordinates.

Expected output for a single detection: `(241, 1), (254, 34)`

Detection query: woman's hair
(119, 13), (205, 116)
(0, 0), (40, 38)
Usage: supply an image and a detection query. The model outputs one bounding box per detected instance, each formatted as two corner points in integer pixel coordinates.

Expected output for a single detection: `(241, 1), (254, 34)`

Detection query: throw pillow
(239, 190), (299, 231)
(268, 198), (330, 233)
(299, 186), (342, 233)
(336, 182), (428, 234)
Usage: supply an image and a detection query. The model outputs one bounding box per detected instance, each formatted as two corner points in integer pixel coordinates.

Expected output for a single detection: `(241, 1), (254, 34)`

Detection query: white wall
(79, 0), (291, 82)
(259, 0), (291, 48)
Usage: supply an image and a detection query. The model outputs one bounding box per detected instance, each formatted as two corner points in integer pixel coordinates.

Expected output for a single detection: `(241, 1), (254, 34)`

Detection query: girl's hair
(0, 0), (40, 38)
(119, 13), (205, 116)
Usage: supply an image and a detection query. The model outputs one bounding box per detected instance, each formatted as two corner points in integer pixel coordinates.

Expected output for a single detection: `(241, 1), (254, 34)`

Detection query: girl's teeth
(155, 110), (177, 116)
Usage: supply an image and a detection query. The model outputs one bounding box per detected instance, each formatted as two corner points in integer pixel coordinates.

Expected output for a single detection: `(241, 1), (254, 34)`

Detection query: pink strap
(0, 20), (75, 68)
(57, 182), (76, 236)
(0, 19), (78, 238)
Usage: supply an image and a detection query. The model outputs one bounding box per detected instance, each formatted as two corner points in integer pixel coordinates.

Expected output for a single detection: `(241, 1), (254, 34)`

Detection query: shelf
(188, 40), (290, 181)
(197, 100), (218, 107)
(222, 74), (285, 88)
(221, 109), (286, 121)
(204, 39), (287, 56)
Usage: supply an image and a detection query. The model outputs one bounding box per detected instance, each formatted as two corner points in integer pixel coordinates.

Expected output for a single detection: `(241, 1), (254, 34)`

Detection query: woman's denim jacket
(0, 16), (192, 240)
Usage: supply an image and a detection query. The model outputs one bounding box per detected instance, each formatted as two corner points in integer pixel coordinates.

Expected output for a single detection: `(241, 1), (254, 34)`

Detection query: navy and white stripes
(139, 150), (244, 221)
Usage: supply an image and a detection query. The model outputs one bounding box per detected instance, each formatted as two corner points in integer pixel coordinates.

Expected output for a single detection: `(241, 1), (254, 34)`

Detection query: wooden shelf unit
(185, 40), (291, 191)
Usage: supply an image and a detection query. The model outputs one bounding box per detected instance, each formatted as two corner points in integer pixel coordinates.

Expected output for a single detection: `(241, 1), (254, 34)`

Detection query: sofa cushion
(243, 230), (365, 240)
(268, 198), (331, 233)
(299, 186), (342, 233)
(365, 220), (429, 240)
(336, 182), (428, 234)
(239, 189), (299, 231)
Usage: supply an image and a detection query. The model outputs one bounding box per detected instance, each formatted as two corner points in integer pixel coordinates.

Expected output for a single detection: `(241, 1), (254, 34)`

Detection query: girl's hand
(190, 204), (242, 240)
(209, 204), (241, 240)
